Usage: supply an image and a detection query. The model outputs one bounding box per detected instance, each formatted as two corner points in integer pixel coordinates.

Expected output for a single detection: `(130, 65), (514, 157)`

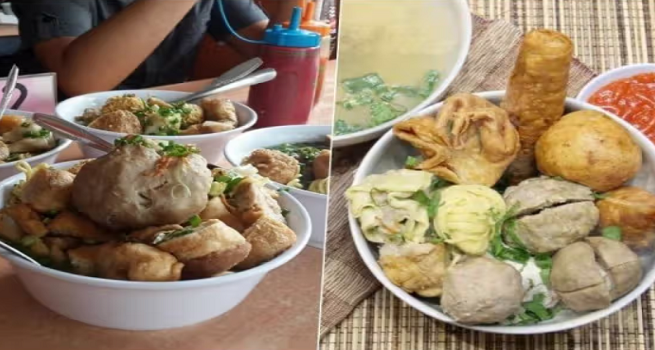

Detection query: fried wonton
(393, 93), (520, 186)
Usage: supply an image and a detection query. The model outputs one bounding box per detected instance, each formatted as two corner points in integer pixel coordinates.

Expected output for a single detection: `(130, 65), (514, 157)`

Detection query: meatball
(441, 257), (524, 324)
(68, 242), (183, 281)
(313, 150), (331, 179)
(72, 143), (212, 230)
(236, 215), (296, 269)
(200, 98), (237, 125)
(199, 196), (245, 232)
(242, 149), (301, 185)
(156, 219), (251, 278)
(88, 110), (143, 134)
(378, 242), (449, 297)
(503, 176), (594, 216)
(229, 177), (286, 226)
(503, 177), (598, 253)
(551, 238), (642, 312)
(100, 94), (146, 114)
(19, 167), (75, 213)
(510, 201), (599, 253)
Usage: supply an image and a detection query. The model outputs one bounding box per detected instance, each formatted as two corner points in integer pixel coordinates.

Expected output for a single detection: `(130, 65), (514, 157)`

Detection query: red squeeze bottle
(248, 7), (321, 128)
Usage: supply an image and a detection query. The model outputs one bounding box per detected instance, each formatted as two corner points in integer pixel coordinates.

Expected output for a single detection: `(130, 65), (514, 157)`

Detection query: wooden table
(0, 61), (335, 350)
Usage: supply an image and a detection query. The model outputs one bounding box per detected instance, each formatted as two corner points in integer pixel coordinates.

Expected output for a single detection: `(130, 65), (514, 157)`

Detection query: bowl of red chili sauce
(578, 64), (655, 144)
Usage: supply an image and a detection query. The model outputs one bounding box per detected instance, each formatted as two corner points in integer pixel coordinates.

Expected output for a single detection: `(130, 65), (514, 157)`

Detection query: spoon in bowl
(0, 240), (41, 266)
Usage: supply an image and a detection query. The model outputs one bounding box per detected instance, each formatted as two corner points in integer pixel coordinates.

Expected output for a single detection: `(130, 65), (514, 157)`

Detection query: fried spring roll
(501, 29), (573, 184)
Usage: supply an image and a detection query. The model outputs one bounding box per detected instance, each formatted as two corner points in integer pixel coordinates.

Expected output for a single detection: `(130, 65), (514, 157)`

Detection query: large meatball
(242, 149), (300, 185)
(503, 177), (598, 253)
(72, 144), (212, 230)
(441, 257), (524, 324)
(88, 110), (143, 134)
(550, 238), (642, 312)
(535, 110), (642, 192)
(100, 94), (146, 114)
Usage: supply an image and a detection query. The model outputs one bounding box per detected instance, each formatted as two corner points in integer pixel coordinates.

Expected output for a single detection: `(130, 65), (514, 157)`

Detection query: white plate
(0, 109), (72, 180)
(224, 125), (330, 249)
(331, 0), (472, 148)
(55, 90), (257, 164)
(348, 91), (655, 334)
(0, 160), (311, 331)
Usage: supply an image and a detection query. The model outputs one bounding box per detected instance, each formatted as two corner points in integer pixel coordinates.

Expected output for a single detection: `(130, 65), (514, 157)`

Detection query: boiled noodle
(435, 185), (506, 255)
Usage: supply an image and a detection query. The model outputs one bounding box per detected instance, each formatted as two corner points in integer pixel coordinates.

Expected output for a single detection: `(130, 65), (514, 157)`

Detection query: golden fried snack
(199, 196), (245, 232)
(597, 187), (655, 249)
(242, 149), (301, 185)
(501, 29), (574, 184)
(5, 203), (48, 237)
(535, 110), (641, 191)
(68, 242), (183, 281)
(394, 93), (520, 186)
(47, 210), (115, 242)
(236, 215), (296, 270)
(129, 224), (185, 243)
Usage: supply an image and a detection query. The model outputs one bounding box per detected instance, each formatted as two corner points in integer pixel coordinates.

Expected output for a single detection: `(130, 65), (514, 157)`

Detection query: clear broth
(334, 0), (461, 134)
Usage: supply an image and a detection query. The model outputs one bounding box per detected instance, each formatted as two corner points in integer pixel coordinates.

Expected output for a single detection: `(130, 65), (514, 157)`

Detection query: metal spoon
(33, 113), (114, 152)
(169, 68), (277, 104)
(0, 65), (19, 119)
(210, 57), (263, 88)
(0, 240), (41, 266)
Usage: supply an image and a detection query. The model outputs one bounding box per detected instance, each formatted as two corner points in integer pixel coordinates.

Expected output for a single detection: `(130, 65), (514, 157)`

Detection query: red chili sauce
(588, 72), (655, 143)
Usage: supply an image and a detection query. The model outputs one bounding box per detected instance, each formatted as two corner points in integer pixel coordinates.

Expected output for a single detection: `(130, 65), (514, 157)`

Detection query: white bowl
(0, 160), (311, 331)
(331, 0), (472, 148)
(224, 125), (330, 249)
(55, 90), (257, 164)
(0, 109), (72, 180)
(577, 63), (655, 103)
(348, 91), (655, 334)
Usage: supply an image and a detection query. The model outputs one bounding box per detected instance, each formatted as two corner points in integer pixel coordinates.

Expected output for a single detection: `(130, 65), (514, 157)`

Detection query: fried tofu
(5, 203), (48, 237)
(47, 210), (115, 242)
(236, 215), (296, 270)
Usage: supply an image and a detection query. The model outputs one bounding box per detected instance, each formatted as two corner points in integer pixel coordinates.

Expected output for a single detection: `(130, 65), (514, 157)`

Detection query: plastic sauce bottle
(248, 7), (321, 128)
(284, 1), (331, 106)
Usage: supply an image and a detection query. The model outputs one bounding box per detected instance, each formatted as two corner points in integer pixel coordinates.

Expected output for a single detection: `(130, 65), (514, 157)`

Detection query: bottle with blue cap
(247, 6), (321, 127)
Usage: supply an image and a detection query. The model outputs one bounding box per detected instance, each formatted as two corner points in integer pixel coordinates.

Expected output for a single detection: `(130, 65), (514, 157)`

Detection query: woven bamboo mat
(320, 1), (655, 349)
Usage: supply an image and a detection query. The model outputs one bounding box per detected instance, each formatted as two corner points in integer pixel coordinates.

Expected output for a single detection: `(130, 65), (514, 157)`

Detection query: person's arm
(14, 0), (197, 96)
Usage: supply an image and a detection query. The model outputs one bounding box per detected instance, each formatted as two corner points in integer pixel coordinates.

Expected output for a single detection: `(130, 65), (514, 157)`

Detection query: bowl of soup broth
(332, 0), (472, 148)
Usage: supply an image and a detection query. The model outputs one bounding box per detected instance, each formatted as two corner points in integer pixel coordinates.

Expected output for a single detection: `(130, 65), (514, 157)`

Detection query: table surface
(321, 2), (655, 350)
(0, 61), (335, 350)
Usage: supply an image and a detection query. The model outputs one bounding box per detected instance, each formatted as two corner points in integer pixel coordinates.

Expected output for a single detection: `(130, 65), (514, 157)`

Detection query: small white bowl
(0, 109), (72, 180)
(331, 0), (472, 148)
(349, 91), (655, 334)
(55, 90), (257, 164)
(224, 125), (330, 249)
(0, 160), (311, 331)
(577, 63), (655, 103)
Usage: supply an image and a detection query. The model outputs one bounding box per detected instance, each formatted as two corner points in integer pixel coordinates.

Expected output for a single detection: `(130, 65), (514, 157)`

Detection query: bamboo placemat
(320, 1), (655, 349)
